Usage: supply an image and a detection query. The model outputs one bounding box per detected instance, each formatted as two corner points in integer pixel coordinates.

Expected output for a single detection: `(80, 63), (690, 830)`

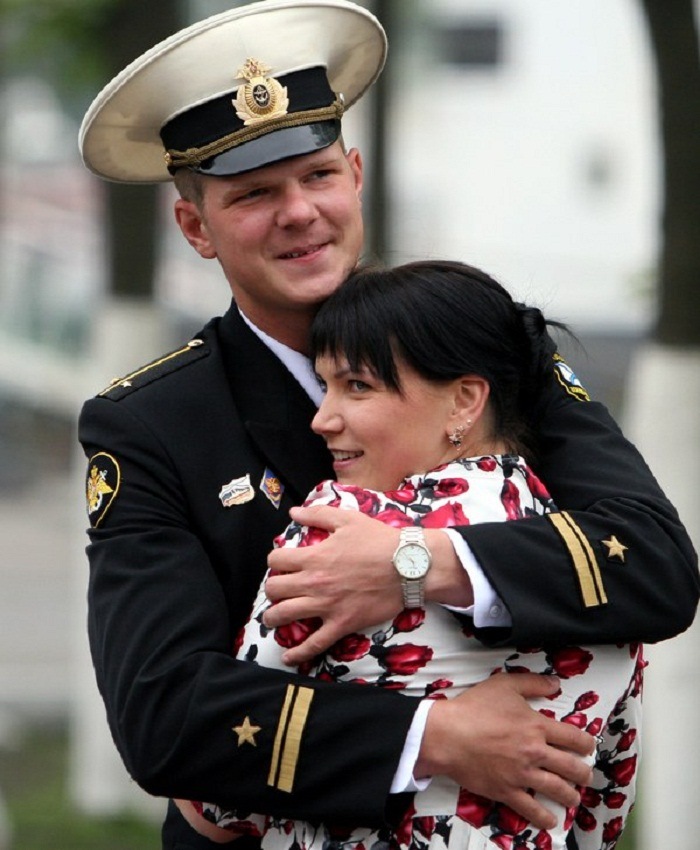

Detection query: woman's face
(311, 353), (460, 491)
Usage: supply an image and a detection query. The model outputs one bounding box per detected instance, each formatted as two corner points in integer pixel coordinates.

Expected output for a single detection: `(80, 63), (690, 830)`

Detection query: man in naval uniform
(77, 1), (698, 847)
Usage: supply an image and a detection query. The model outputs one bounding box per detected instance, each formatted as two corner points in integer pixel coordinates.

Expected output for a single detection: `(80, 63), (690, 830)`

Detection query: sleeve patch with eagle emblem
(86, 452), (121, 527)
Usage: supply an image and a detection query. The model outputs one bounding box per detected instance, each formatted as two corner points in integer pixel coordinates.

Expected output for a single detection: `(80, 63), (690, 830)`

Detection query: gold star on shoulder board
(602, 535), (628, 562)
(232, 716), (261, 747)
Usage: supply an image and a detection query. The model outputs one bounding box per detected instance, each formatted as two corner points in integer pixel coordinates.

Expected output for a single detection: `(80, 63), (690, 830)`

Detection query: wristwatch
(392, 527), (432, 609)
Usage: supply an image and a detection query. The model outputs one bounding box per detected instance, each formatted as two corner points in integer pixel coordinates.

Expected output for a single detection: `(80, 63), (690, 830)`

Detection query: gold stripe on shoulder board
(99, 339), (204, 396)
(548, 512), (608, 607)
(268, 685), (314, 793)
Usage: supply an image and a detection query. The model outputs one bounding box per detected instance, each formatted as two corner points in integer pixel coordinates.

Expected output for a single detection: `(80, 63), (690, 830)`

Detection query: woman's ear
(174, 198), (217, 260)
(448, 375), (490, 431)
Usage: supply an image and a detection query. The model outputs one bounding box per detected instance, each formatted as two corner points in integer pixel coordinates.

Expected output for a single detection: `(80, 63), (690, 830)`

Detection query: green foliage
(1, 0), (117, 96)
(0, 723), (160, 850)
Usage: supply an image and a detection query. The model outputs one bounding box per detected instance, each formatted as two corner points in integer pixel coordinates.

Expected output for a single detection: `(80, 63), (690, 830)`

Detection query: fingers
(281, 622), (345, 665)
(505, 671), (561, 699)
(288, 504), (349, 531)
(499, 791), (558, 832)
(543, 714), (596, 759)
(539, 737), (594, 788)
(263, 595), (324, 627)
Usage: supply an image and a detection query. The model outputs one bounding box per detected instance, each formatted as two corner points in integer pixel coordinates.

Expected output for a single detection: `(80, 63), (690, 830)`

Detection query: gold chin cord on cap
(164, 98), (345, 170)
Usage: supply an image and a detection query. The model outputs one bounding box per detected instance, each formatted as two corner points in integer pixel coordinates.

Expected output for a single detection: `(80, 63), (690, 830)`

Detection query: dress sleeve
(455, 355), (699, 646)
(79, 397), (418, 826)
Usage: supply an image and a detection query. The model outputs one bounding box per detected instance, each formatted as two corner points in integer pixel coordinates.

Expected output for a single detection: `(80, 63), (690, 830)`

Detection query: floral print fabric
(196, 455), (643, 850)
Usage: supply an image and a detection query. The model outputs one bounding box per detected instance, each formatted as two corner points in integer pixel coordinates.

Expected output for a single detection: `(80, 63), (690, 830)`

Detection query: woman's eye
(349, 379), (370, 392)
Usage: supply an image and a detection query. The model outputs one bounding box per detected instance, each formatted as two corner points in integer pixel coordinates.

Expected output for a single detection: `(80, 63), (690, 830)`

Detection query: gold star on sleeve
(232, 716), (261, 747)
(602, 535), (628, 562)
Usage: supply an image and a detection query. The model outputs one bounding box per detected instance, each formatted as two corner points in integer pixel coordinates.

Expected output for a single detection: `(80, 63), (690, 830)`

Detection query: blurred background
(0, 0), (698, 847)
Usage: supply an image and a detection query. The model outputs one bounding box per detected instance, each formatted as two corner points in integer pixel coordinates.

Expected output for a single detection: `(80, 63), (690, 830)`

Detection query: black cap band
(161, 66), (342, 176)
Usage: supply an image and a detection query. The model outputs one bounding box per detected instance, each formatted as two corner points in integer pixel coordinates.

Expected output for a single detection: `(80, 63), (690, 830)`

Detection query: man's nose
(276, 183), (318, 228)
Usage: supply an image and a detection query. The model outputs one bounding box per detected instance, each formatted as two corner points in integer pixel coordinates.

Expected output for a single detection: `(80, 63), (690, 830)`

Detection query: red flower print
(603, 755), (637, 787)
(352, 488), (382, 515)
(587, 717), (603, 737)
(395, 801), (416, 847)
(299, 526), (330, 547)
(564, 805), (577, 830)
(380, 643), (434, 676)
(385, 485), (418, 505)
(456, 789), (492, 828)
(604, 791), (627, 809)
(500, 479), (523, 520)
(432, 478), (470, 499)
(233, 820), (264, 837)
(425, 678), (453, 696)
(580, 787), (602, 809)
(549, 646), (593, 678)
(617, 728), (637, 753)
(563, 712), (587, 729)
(524, 469), (553, 504)
(575, 807), (597, 832)
(491, 835), (514, 850)
(374, 507), (414, 528)
(274, 617), (321, 648)
(574, 691), (599, 711)
(420, 501), (470, 529)
(329, 633), (371, 662)
(495, 805), (530, 835)
(413, 816), (435, 839)
(477, 457), (497, 471)
(602, 816), (624, 844)
(393, 608), (426, 633)
(232, 626), (245, 657)
(534, 831), (553, 850)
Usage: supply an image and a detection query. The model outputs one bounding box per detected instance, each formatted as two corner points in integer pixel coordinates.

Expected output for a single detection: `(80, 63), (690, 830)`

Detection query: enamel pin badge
(219, 474), (255, 507)
(260, 468), (284, 509)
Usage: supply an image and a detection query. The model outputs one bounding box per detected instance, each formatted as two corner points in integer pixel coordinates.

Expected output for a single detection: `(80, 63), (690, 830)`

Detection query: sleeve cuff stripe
(268, 685), (315, 793)
(548, 512), (608, 607)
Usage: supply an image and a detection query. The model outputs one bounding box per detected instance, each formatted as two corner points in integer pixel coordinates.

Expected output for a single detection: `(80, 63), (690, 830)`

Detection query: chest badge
(219, 474), (255, 507)
(260, 468), (284, 509)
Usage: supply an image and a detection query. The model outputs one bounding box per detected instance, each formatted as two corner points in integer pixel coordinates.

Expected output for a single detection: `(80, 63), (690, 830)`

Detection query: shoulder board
(98, 338), (209, 400)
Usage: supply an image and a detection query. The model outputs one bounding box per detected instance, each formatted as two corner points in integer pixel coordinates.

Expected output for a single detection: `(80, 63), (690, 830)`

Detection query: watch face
(395, 543), (431, 578)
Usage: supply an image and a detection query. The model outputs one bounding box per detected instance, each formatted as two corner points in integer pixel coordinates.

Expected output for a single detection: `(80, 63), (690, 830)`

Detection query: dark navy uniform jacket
(79, 303), (698, 848)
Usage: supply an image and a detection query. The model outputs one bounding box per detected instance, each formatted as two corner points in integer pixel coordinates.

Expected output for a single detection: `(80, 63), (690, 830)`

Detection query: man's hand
(264, 506), (403, 664)
(264, 505), (473, 664)
(417, 672), (595, 830)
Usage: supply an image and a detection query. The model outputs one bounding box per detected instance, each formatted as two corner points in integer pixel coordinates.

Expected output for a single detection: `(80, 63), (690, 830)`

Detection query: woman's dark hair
(310, 260), (569, 457)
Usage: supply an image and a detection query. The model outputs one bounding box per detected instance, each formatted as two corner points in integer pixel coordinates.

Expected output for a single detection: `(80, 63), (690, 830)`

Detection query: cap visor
(194, 120), (341, 177)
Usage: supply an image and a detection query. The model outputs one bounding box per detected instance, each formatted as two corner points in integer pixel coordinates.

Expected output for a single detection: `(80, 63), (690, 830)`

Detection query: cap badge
(219, 474), (255, 507)
(234, 58), (289, 126)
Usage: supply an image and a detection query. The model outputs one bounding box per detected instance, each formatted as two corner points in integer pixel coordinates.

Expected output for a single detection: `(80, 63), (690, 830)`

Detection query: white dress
(196, 455), (643, 850)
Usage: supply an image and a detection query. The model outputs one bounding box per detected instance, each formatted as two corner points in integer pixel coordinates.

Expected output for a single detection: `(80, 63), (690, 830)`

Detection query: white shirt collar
(238, 308), (324, 407)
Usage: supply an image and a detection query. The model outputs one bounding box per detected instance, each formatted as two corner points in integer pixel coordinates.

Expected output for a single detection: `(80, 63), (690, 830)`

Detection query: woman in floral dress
(178, 261), (643, 850)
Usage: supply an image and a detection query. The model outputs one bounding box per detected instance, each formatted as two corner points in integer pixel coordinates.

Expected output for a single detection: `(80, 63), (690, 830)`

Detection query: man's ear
(174, 198), (217, 260)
